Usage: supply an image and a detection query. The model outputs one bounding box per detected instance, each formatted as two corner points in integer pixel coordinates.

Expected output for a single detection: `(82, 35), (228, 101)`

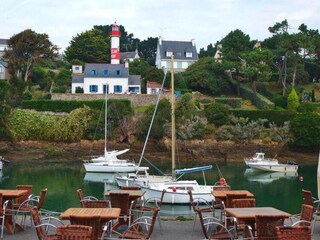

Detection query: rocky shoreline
(0, 140), (318, 165)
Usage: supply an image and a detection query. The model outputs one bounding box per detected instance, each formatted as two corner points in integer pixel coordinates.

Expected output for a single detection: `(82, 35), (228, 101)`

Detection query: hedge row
(230, 109), (297, 126)
(215, 97), (242, 108)
(22, 99), (132, 113)
(229, 79), (275, 109)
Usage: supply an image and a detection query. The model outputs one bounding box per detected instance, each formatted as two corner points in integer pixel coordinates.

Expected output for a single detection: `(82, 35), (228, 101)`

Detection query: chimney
(191, 39), (195, 46)
(125, 59), (129, 68)
(159, 36), (162, 45)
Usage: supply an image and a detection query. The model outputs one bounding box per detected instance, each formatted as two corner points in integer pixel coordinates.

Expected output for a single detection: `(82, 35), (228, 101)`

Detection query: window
(166, 51), (173, 57)
(177, 61), (182, 69)
(176, 52), (182, 57)
(115, 70), (121, 76)
(89, 85), (98, 93)
(103, 69), (109, 76)
(114, 85), (122, 93)
(91, 70), (97, 76)
(186, 52), (192, 58)
(75, 66), (79, 70)
(166, 61), (172, 68)
(129, 87), (139, 93)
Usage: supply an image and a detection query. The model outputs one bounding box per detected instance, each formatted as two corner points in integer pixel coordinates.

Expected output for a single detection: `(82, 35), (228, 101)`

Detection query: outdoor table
(0, 189), (28, 235)
(224, 207), (291, 233)
(211, 190), (254, 203)
(60, 207), (121, 222)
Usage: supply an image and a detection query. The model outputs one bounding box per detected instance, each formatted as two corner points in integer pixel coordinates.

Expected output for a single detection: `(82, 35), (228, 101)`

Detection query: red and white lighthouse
(110, 21), (121, 64)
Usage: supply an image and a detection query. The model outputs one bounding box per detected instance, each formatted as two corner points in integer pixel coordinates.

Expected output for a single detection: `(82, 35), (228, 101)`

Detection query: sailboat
(83, 90), (138, 173)
(117, 55), (215, 204)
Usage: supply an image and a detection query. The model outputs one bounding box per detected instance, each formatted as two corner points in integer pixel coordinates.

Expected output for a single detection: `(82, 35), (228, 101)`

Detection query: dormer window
(115, 70), (121, 76)
(186, 52), (192, 58)
(103, 69), (109, 76)
(91, 70), (97, 76)
(166, 51), (173, 57)
(176, 52), (182, 57)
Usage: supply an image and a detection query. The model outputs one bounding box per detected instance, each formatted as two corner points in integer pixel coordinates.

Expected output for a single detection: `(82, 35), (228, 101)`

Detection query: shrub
(287, 89), (299, 110)
(204, 103), (230, 126)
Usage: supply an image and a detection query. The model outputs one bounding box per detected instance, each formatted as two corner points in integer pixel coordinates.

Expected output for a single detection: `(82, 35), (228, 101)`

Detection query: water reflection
(244, 169), (298, 184)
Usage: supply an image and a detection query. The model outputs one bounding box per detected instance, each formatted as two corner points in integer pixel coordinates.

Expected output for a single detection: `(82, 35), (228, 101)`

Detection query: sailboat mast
(104, 89), (108, 157)
(171, 54), (176, 180)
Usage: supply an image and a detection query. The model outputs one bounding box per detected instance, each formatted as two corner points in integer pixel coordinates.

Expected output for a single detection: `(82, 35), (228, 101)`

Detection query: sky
(2, 0), (320, 54)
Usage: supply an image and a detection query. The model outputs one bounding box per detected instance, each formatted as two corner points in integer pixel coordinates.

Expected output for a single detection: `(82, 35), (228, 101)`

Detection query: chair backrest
(120, 185), (141, 190)
(82, 200), (111, 208)
(145, 207), (160, 239)
(231, 198), (256, 208)
(255, 215), (285, 239)
(57, 225), (93, 240)
(36, 188), (48, 210)
(226, 193), (248, 208)
(212, 185), (231, 191)
(0, 193), (3, 215)
(300, 204), (314, 223)
(15, 185), (33, 205)
(109, 192), (130, 215)
(302, 189), (314, 206)
(275, 226), (311, 240)
(76, 189), (85, 208)
(31, 207), (46, 240)
(69, 215), (100, 240)
(158, 189), (166, 208)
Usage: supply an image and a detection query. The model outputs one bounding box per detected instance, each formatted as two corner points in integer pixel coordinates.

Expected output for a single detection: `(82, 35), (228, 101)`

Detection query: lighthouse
(110, 21), (121, 64)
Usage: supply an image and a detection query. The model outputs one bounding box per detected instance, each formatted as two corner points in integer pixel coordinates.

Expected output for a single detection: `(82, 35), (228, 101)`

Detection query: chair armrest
(83, 196), (98, 201)
(291, 220), (312, 227)
(203, 216), (237, 239)
(243, 225), (254, 240)
(41, 216), (65, 226)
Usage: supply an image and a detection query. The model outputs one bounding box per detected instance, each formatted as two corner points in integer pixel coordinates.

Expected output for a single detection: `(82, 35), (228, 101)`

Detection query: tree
(287, 88), (300, 110)
(4, 29), (58, 94)
(139, 37), (158, 66)
(0, 81), (12, 139)
(64, 28), (110, 63)
(199, 43), (217, 58)
(219, 29), (253, 96)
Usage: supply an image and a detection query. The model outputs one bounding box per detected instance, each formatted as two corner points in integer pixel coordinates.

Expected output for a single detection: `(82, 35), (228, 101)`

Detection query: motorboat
(244, 152), (278, 168)
(83, 91), (138, 173)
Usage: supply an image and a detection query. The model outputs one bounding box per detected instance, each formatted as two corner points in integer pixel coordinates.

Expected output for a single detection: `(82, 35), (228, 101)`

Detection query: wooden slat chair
(13, 185), (33, 209)
(302, 189), (320, 216)
(82, 200), (111, 208)
(275, 225), (311, 240)
(14, 188), (48, 229)
(225, 193), (248, 208)
(76, 189), (98, 208)
(290, 204), (315, 235)
(231, 198), (256, 208)
(69, 215), (103, 240)
(31, 206), (64, 240)
(56, 225), (93, 240)
(245, 215), (285, 240)
(120, 207), (160, 240)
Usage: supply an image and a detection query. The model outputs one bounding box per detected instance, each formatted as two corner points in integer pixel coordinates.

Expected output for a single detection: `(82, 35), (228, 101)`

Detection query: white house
(155, 37), (199, 72)
(146, 81), (170, 95)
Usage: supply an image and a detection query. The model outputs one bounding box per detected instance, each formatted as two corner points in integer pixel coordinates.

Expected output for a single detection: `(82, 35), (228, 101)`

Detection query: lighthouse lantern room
(110, 21), (121, 64)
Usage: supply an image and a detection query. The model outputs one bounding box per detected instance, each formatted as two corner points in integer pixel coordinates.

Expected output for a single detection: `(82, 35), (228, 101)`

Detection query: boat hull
(115, 175), (173, 188)
(83, 163), (138, 173)
(249, 164), (298, 173)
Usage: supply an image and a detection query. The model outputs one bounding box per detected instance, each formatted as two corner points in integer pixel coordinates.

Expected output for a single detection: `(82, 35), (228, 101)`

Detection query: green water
(0, 159), (317, 215)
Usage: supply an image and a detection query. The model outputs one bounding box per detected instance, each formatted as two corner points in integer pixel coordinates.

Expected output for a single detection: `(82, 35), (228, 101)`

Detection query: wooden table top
(104, 190), (145, 198)
(0, 189), (28, 198)
(224, 207), (291, 219)
(212, 190), (254, 198)
(60, 208), (121, 220)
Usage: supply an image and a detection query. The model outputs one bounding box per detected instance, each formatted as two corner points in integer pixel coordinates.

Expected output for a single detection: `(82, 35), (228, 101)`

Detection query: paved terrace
(3, 215), (320, 239)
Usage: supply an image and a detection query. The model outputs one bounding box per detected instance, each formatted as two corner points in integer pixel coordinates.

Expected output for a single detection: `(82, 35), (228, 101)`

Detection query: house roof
(72, 74), (84, 83)
(158, 40), (199, 60)
(128, 75), (141, 85)
(84, 63), (129, 78)
(0, 60), (8, 67)
(0, 39), (8, 45)
(120, 52), (138, 61)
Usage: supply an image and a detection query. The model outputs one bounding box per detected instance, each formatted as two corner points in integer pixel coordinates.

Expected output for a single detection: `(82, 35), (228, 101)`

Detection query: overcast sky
(2, 0), (320, 54)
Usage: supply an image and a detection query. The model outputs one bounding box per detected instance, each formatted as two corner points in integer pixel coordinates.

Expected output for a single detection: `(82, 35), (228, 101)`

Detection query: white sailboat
(118, 55), (215, 204)
(83, 90), (138, 173)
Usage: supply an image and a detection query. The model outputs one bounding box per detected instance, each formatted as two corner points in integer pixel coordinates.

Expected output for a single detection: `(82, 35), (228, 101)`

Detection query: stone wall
(51, 93), (171, 107)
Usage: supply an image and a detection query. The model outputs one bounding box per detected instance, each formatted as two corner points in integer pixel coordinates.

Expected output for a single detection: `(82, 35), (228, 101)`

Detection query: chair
(197, 208), (239, 239)
(225, 193), (248, 208)
(56, 225), (93, 240)
(302, 189), (320, 215)
(275, 225), (311, 240)
(31, 206), (64, 240)
(245, 215), (285, 240)
(14, 188), (48, 229)
(290, 204), (315, 235)
(0, 193), (10, 239)
(120, 185), (141, 190)
(109, 192), (134, 232)
(13, 185), (33, 209)
(69, 215), (101, 240)
(136, 189), (166, 234)
(76, 189), (98, 208)
(120, 207), (160, 240)
(82, 200), (111, 208)
(231, 198), (256, 208)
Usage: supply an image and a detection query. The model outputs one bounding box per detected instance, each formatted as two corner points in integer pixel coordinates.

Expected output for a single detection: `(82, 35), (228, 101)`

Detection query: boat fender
(219, 177), (227, 186)
(299, 176), (304, 182)
(172, 187), (177, 192)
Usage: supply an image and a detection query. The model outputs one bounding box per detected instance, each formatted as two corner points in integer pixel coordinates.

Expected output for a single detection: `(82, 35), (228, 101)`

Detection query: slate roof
(0, 60), (8, 68)
(72, 74), (84, 83)
(128, 75), (141, 85)
(84, 63), (129, 78)
(120, 52), (138, 61)
(158, 40), (199, 60)
(0, 39), (8, 45)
